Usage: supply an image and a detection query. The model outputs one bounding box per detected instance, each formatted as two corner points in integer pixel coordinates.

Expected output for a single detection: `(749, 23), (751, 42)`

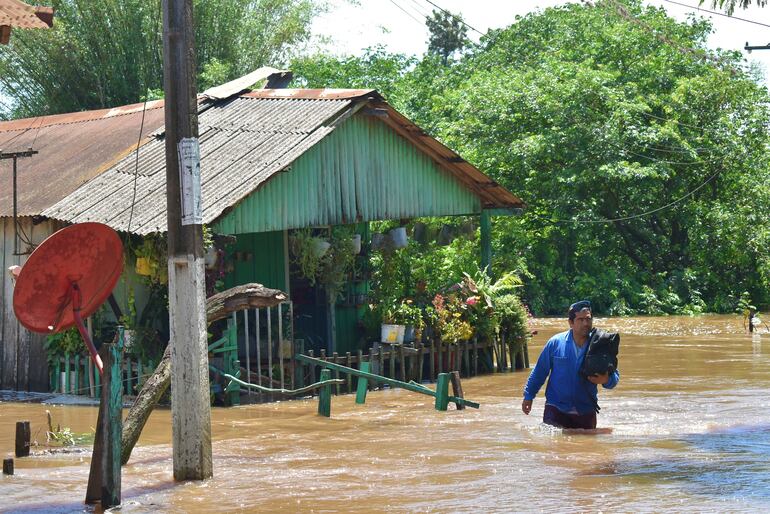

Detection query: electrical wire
(418, 0), (484, 35)
(540, 167), (723, 224)
(660, 0), (770, 29)
(606, 0), (743, 75)
(405, 0), (432, 18)
(386, 0), (426, 27)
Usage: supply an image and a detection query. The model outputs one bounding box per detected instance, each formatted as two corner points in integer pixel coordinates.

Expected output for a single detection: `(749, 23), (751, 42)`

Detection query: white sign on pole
(178, 137), (202, 225)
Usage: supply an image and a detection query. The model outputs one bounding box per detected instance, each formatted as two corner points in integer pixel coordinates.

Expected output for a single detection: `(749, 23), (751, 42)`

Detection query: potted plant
(389, 299), (424, 343)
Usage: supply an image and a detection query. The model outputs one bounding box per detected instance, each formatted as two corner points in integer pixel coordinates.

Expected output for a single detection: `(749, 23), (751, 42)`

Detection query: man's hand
(521, 399), (532, 415)
(587, 372), (609, 385)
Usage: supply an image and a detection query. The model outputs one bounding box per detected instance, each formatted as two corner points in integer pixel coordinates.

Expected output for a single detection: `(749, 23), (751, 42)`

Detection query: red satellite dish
(13, 222), (124, 373)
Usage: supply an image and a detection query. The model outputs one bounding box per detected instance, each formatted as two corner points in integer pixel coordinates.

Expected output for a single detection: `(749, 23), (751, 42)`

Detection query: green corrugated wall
(215, 114), (482, 235)
(221, 230), (286, 292)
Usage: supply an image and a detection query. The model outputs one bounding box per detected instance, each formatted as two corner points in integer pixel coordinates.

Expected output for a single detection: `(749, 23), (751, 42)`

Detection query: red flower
(466, 296), (478, 306)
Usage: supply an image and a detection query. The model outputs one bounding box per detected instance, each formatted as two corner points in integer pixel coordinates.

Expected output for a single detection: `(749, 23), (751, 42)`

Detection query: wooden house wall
(0, 217), (61, 391)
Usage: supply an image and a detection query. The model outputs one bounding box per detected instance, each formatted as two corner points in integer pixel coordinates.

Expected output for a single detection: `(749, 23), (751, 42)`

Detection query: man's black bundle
(579, 328), (620, 379)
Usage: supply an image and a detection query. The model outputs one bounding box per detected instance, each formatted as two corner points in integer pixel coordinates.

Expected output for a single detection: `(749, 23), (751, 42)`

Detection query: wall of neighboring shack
(215, 114), (482, 235)
(0, 217), (62, 391)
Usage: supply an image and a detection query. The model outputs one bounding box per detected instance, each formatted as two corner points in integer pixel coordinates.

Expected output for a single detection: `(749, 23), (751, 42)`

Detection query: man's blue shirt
(523, 329), (619, 415)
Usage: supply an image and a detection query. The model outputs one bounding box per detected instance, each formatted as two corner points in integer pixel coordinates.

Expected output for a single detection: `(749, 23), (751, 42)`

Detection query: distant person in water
(521, 300), (619, 429)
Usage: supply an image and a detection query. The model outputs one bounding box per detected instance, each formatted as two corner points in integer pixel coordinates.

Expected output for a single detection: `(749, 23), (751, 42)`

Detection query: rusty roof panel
(42, 96), (353, 234)
(0, 0), (52, 29)
(0, 105), (166, 216)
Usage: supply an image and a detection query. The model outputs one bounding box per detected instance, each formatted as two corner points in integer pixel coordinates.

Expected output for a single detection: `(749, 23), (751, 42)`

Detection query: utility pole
(0, 149), (37, 255)
(162, 0), (212, 480)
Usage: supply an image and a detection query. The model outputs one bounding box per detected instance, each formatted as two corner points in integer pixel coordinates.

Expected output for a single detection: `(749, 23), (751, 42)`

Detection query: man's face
(569, 308), (593, 338)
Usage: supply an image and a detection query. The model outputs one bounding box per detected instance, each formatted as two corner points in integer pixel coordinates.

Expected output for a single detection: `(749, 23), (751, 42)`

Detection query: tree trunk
(120, 283), (286, 465)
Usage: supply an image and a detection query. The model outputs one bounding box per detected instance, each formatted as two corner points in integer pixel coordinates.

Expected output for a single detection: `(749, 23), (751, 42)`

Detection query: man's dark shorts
(543, 404), (596, 429)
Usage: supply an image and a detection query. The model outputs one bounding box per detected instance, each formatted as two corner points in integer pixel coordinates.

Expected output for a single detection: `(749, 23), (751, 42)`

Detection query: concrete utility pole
(161, 0), (212, 480)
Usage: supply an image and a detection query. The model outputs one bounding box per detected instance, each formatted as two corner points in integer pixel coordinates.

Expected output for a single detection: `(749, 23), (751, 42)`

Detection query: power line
(405, 0), (431, 18)
(418, 0), (484, 36)
(607, 0), (742, 75)
(539, 167), (724, 224)
(386, 0), (426, 27)
(660, 0), (770, 29)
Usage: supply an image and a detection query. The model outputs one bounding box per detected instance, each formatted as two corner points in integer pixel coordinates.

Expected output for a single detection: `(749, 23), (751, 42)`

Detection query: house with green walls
(1, 77), (523, 390)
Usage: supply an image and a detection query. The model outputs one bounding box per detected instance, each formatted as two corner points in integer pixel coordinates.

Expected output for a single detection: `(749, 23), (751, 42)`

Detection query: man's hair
(568, 300), (592, 321)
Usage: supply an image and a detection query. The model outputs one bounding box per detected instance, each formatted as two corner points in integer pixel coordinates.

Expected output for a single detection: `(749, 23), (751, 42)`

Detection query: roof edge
(241, 89), (381, 101)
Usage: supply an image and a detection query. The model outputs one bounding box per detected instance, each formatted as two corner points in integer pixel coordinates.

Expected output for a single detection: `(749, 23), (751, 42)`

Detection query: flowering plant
(430, 293), (473, 343)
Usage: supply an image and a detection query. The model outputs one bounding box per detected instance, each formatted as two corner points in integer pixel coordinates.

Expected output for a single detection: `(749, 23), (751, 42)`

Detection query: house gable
(214, 114), (481, 234)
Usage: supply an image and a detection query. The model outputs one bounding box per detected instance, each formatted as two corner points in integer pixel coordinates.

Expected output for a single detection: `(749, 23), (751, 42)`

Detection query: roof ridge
(0, 102), (165, 133)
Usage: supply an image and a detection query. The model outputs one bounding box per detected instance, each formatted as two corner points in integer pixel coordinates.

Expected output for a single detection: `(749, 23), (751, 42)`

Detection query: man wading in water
(521, 300), (619, 429)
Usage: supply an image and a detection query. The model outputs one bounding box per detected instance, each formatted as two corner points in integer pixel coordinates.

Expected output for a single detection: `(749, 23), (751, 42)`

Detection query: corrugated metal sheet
(0, 101), (166, 216)
(0, 0), (52, 30)
(42, 96), (352, 234)
(223, 230), (286, 292)
(214, 115), (483, 234)
(35, 88), (522, 235)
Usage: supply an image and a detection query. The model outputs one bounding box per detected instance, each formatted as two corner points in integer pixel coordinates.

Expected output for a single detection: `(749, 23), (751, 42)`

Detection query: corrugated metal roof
(0, 0), (51, 30)
(7, 87), (522, 234)
(0, 101), (166, 216)
(41, 95), (355, 234)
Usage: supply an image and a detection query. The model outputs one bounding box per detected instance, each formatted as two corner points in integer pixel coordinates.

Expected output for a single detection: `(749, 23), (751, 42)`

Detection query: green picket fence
(49, 353), (156, 398)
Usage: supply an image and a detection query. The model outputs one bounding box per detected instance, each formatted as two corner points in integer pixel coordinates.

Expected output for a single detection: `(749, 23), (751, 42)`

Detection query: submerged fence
(48, 301), (529, 402)
(49, 353), (154, 399)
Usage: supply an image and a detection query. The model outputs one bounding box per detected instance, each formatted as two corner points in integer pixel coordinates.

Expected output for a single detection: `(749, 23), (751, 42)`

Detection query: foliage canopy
(0, 0), (320, 118)
(293, 0), (770, 315)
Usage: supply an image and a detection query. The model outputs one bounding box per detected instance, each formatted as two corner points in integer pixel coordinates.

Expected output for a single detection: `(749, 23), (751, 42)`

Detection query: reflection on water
(1, 315), (769, 512)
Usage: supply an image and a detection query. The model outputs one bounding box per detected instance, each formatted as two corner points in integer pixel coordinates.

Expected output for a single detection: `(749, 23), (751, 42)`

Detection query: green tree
(425, 9), (468, 64)
(428, 1), (770, 313)
(291, 0), (770, 314)
(0, 0), (321, 118)
(702, 0), (767, 14)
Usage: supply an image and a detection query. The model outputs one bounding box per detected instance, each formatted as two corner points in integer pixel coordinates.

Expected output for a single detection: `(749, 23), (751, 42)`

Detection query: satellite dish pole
(161, 0), (213, 480)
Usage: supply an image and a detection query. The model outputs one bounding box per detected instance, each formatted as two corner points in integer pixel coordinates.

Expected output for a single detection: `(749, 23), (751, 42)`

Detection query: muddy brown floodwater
(1, 315), (770, 513)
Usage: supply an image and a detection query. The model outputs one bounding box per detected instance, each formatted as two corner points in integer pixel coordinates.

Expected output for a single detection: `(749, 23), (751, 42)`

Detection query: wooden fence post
(434, 373), (449, 411)
(355, 362), (370, 404)
(15, 421), (30, 457)
(86, 339), (122, 507)
(449, 371), (465, 411)
(318, 369), (332, 417)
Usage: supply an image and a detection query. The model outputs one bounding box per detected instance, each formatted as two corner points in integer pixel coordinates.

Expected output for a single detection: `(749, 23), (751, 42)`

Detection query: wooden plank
(318, 369), (332, 417)
(2, 219), (19, 390)
(449, 371), (465, 410)
(388, 347), (395, 379)
(462, 342), (470, 377)
(2, 458), (13, 475)
(102, 341), (122, 507)
(64, 353), (71, 393)
(434, 373), (449, 411)
(398, 344), (406, 382)
(417, 343), (424, 384)
(473, 338), (479, 376)
(332, 352), (340, 396)
(15, 421), (30, 457)
(74, 355), (81, 395)
(296, 354), (480, 409)
(345, 352), (352, 393)
(355, 361), (369, 404)
(429, 339), (435, 382)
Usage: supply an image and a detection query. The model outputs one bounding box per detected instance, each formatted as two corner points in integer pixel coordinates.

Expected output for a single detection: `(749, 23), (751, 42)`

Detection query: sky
(310, 0), (770, 86)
